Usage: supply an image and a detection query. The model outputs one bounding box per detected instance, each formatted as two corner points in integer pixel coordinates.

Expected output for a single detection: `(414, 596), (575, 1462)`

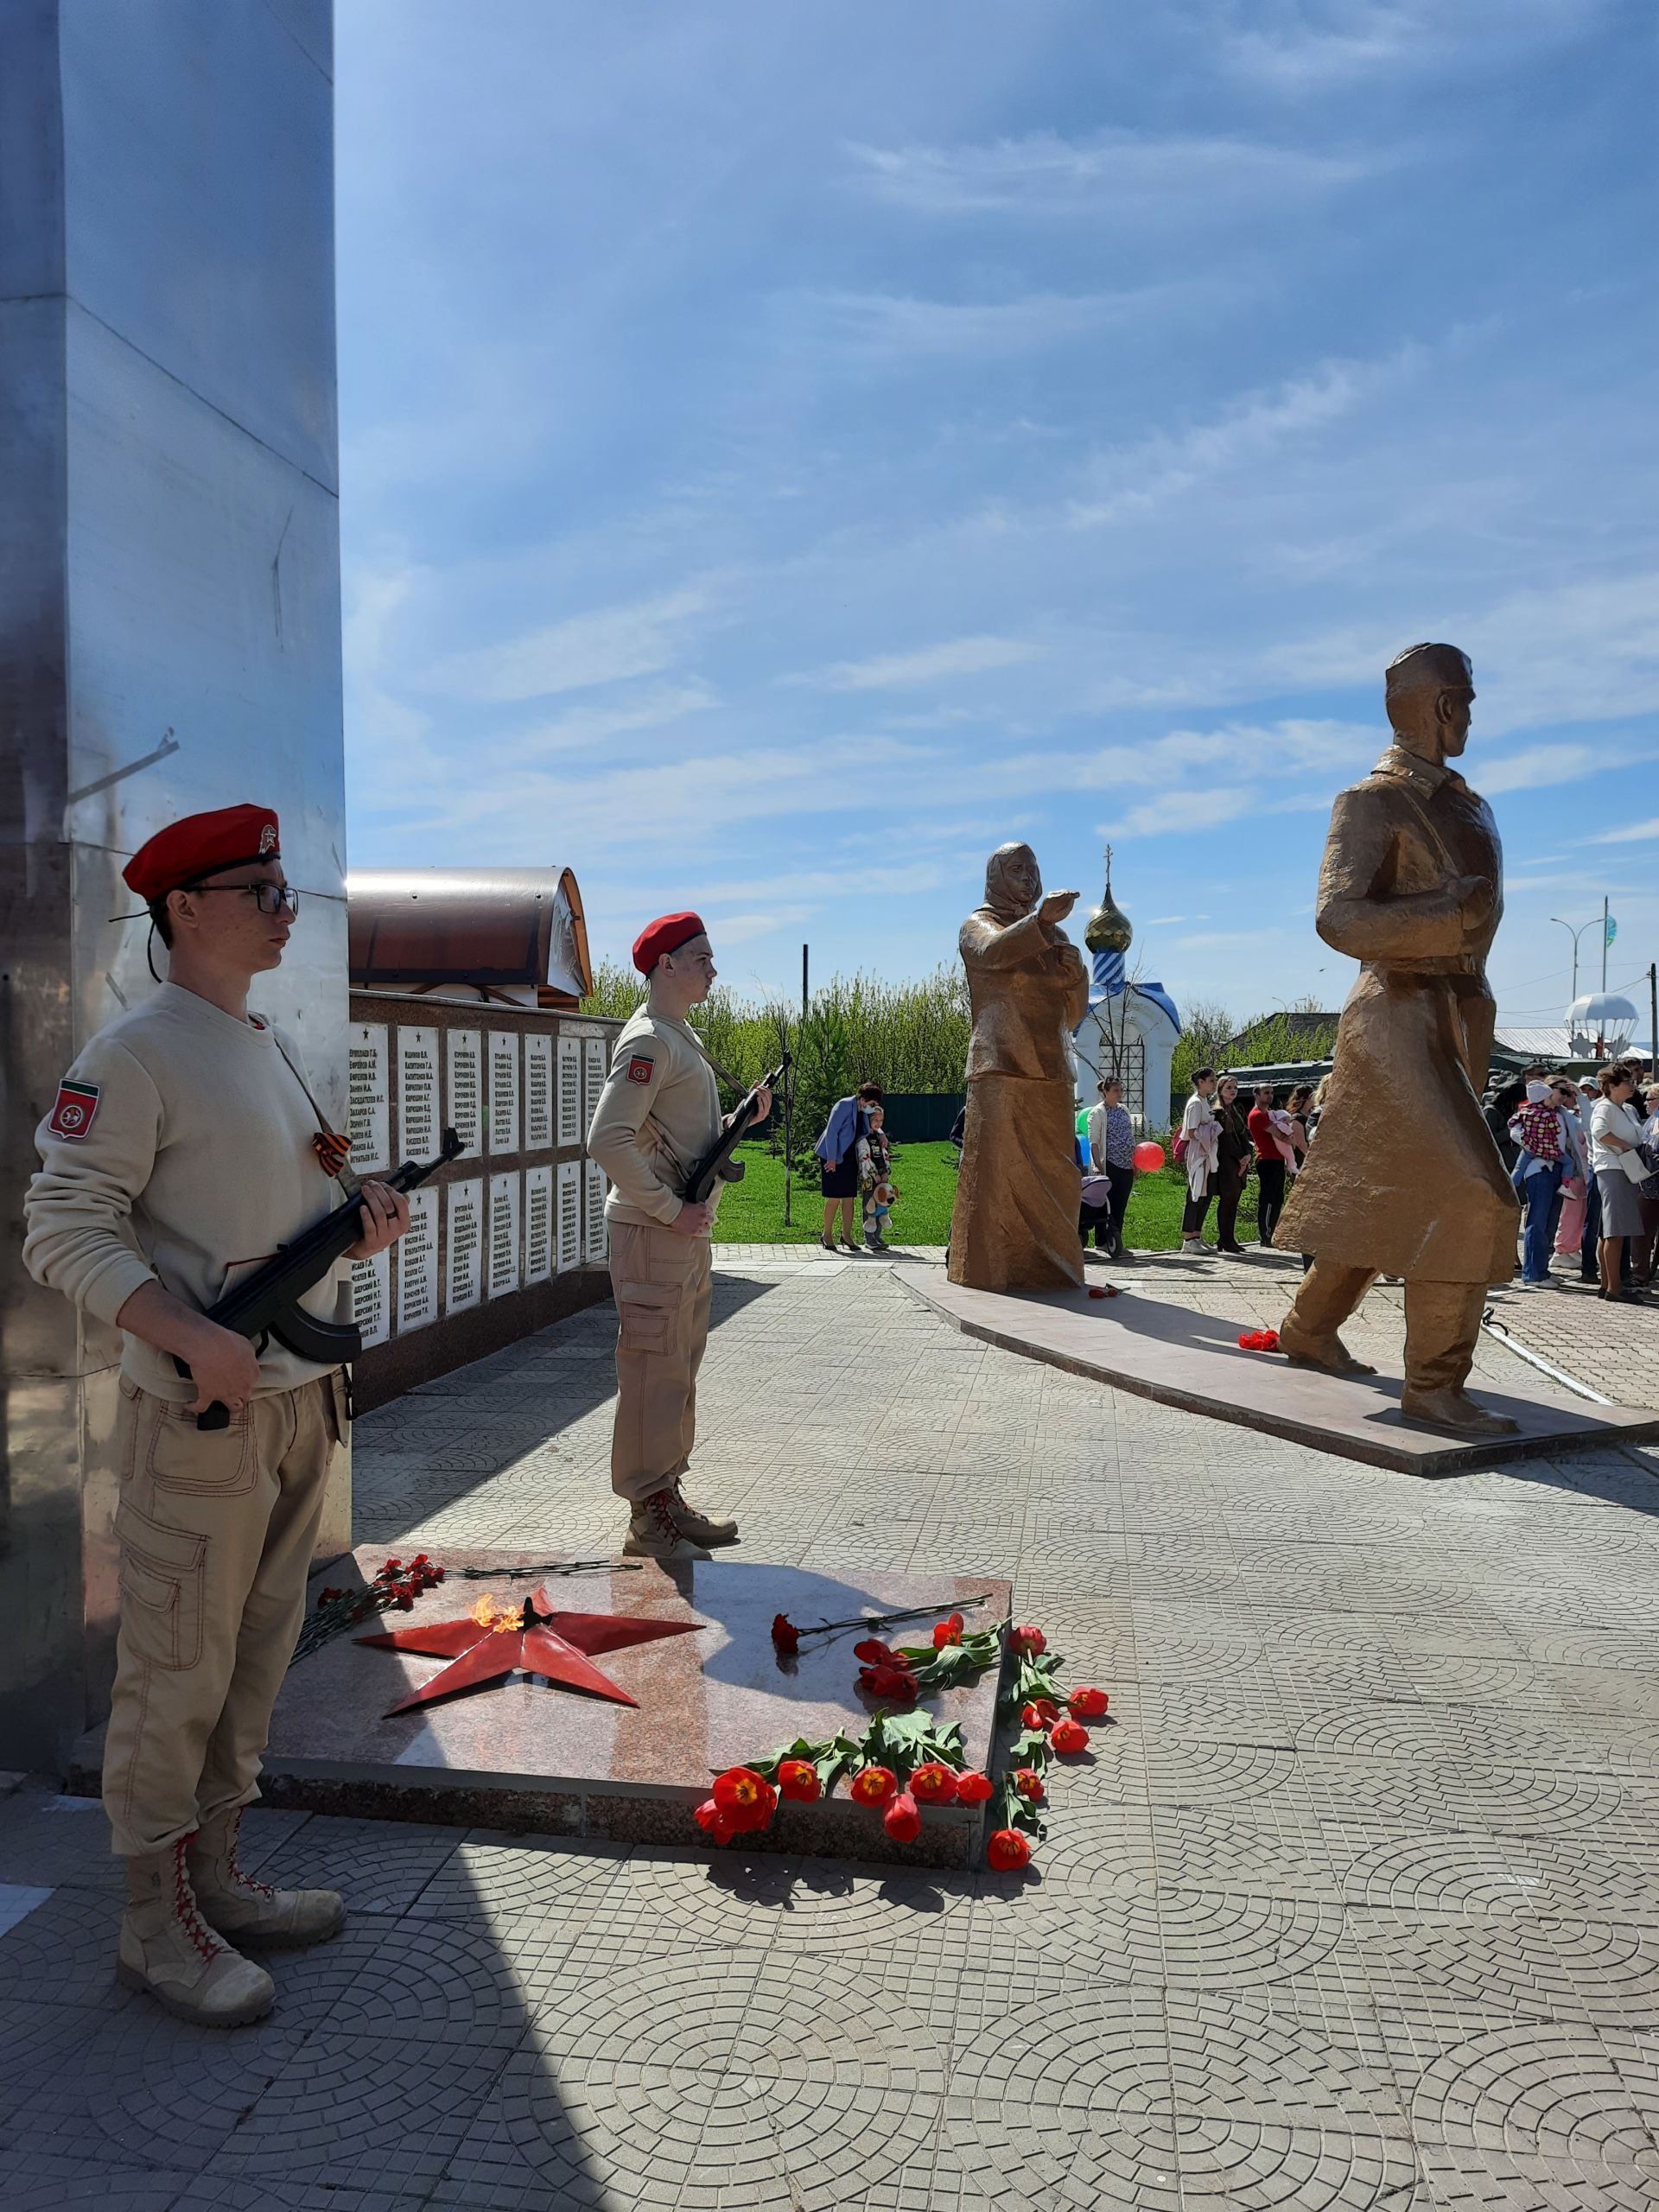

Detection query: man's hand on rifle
(347, 1180), (411, 1259)
(749, 1084), (772, 1128)
(670, 1196), (717, 1236)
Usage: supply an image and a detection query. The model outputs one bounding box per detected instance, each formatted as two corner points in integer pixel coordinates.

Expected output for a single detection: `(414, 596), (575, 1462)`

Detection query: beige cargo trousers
(607, 1219), (713, 1503)
(103, 1370), (346, 1857)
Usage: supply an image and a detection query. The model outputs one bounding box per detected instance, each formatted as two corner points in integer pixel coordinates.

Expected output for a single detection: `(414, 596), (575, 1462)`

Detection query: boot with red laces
(118, 1836), (274, 2026)
(671, 1478), (739, 1547)
(188, 1808), (345, 1948)
(623, 1486), (712, 1560)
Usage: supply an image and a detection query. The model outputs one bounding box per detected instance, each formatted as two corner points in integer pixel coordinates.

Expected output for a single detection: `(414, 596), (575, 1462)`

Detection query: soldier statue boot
(118, 1838), (276, 2027)
(1398, 1386), (1518, 1437)
(188, 1808), (346, 1948)
(1276, 1313), (1377, 1376)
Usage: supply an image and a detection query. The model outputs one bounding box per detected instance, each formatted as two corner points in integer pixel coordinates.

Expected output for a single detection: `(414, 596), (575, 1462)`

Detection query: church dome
(1084, 849), (1133, 957)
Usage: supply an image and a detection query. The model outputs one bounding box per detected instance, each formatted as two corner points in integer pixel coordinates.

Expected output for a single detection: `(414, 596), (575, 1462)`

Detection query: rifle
(681, 1058), (788, 1205)
(177, 1128), (465, 1430)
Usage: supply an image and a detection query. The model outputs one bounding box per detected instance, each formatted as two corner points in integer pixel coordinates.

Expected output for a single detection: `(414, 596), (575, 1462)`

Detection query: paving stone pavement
(5, 1253), (1659, 2209)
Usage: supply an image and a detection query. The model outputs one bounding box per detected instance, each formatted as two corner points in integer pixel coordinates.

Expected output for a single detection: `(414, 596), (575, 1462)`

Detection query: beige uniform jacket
(1275, 746), (1519, 1284)
(587, 1007), (722, 1230)
(22, 982), (348, 1400)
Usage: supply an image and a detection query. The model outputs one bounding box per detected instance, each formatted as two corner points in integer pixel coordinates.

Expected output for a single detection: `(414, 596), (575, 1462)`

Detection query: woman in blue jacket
(817, 1083), (883, 1250)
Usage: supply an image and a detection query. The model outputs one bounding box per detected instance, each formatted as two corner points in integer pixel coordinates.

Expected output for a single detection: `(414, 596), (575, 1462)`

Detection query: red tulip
(1013, 1767), (1046, 1803)
(853, 1637), (892, 1664)
(954, 1770), (994, 1804)
(694, 1797), (736, 1846)
(909, 1763), (957, 1804)
(1009, 1625), (1047, 1656)
(987, 1828), (1033, 1871)
(861, 1663), (918, 1704)
(1050, 1718), (1090, 1756)
(777, 1758), (820, 1802)
(1020, 1698), (1060, 1731)
(850, 1764), (898, 1807)
(931, 1612), (964, 1649)
(883, 1790), (922, 1844)
(711, 1767), (778, 1832)
(1068, 1687), (1109, 1719)
(770, 1613), (801, 1654)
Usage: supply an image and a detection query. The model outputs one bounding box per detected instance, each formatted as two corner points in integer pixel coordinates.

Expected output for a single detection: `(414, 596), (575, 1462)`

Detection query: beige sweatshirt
(22, 982), (349, 1402)
(586, 1006), (721, 1230)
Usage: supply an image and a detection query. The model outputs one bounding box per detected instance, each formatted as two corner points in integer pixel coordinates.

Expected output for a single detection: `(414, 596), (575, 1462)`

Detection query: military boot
(118, 1838), (275, 2027)
(188, 1808), (345, 1948)
(671, 1479), (740, 1548)
(623, 1487), (712, 1560)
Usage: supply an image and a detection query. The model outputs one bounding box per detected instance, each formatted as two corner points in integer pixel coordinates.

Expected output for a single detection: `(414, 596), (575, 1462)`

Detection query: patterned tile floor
(4, 1253), (1659, 2209)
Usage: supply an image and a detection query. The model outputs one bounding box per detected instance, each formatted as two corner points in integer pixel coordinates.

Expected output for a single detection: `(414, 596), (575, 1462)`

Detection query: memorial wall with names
(344, 993), (623, 1408)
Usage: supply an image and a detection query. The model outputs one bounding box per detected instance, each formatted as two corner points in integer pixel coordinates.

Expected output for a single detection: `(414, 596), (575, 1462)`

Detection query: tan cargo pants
(607, 1219), (713, 1503)
(103, 1370), (346, 1857)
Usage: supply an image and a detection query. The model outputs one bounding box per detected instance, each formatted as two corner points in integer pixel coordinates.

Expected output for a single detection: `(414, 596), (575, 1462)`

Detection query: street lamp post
(1551, 914), (1599, 1025)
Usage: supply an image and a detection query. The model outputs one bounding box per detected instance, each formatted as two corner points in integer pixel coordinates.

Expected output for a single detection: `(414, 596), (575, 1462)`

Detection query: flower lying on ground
(909, 1763), (957, 1804)
(1067, 1687), (1109, 1719)
(776, 1759), (820, 1802)
(932, 1612), (964, 1649)
(770, 1613), (802, 1653)
(1021, 1698), (1060, 1731)
(954, 1770), (994, 1804)
(1049, 1718), (1090, 1756)
(1009, 1625), (1047, 1657)
(987, 1828), (1033, 1872)
(883, 1791), (921, 1844)
(1237, 1327), (1281, 1352)
(850, 1764), (899, 1807)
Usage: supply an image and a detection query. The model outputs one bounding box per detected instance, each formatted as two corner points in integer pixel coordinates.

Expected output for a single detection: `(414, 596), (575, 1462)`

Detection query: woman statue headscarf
(949, 842), (1091, 1290)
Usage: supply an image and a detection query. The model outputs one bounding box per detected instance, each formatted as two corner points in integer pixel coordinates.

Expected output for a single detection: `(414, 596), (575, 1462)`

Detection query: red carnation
(850, 1764), (897, 1807)
(777, 1758), (821, 1802)
(909, 1763), (957, 1804)
(1013, 1767), (1046, 1803)
(1009, 1624), (1047, 1656)
(1050, 1718), (1090, 1755)
(954, 1769), (994, 1804)
(1068, 1687), (1109, 1719)
(931, 1612), (964, 1649)
(987, 1828), (1033, 1871)
(1021, 1698), (1060, 1731)
(320, 1589), (341, 1603)
(770, 1613), (801, 1654)
(883, 1790), (921, 1844)
(395, 1593), (415, 1611)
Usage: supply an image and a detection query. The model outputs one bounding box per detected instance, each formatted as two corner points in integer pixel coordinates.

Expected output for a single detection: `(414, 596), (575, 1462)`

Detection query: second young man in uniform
(586, 912), (770, 1558)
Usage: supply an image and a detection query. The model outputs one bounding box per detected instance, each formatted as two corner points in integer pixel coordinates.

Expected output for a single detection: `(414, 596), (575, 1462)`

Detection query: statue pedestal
(67, 1553), (1009, 1869)
(903, 1270), (1659, 1477)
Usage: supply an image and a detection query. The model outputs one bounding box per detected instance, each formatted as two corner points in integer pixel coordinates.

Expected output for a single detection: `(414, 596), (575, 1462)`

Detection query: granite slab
(902, 1268), (1659, 1476)
(137, 1552), (1006, 1868)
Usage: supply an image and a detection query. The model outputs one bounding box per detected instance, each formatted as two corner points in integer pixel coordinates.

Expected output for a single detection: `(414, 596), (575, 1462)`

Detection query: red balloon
(1133, 1141), (1166, 1173)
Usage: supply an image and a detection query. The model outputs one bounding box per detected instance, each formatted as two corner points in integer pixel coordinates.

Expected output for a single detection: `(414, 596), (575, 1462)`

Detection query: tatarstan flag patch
(627, 1054), (654, 1085)
(48, 1078), (101, 1141)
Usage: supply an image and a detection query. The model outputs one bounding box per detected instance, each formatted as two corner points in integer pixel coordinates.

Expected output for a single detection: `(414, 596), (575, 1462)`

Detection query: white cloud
(1479, 743), (1599, 794)
(1098, 788), (1258, 837)
(804, 636), (1040, 692)
(494, 680), (717, 762)
(1068, 353), (1416, 529)
(801, 285), (1198, 359)
(843, 128), (1364, 218)
(1217, 0), (1599, 92)
(1585, 817), (1659, 846)
(423, 587), (709, 704)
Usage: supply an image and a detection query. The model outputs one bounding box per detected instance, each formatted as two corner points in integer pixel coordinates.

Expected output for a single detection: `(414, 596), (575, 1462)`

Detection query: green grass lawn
(711, 1141), (1265, 1252)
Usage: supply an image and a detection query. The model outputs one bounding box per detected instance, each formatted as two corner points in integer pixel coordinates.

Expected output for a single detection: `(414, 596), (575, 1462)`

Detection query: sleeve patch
(627, 1055), (655, 1085)
(48, 1078), (102, 1141)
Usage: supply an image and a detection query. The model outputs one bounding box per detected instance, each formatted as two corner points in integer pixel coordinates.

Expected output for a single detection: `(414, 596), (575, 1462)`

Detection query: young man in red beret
(23, 806), (410, 2027)
(587, 914), (771, 1557)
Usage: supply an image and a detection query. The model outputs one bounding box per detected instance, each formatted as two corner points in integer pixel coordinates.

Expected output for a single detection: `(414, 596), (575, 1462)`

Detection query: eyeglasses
(185, 882), (300, 917)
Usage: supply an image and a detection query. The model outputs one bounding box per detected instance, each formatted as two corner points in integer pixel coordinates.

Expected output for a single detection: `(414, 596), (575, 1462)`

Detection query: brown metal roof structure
(346, 868), (594, 1006)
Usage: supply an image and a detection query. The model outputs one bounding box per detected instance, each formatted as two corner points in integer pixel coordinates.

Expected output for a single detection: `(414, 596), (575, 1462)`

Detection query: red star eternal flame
(358, 1588), (701, 1716)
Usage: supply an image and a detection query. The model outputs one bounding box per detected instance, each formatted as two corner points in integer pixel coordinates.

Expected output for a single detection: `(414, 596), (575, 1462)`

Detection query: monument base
(67, 1553), (1008, 1870)
(902, 1269), (1659, 1476)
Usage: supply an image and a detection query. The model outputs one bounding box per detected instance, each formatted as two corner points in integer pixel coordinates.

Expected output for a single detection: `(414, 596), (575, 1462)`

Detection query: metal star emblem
(358, 1588), (701, 1715)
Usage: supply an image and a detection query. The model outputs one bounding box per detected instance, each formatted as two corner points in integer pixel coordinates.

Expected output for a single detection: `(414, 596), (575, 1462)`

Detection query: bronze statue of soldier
(1274, 643), (1521, 1435)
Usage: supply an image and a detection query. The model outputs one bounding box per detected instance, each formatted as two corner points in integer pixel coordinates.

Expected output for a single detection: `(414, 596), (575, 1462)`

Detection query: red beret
(123, 805), (281, 902)
(632, 911), (706, 974)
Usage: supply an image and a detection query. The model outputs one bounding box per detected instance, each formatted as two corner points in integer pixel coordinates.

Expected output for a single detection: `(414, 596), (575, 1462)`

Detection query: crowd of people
(1483, 1061), (1659, 1300)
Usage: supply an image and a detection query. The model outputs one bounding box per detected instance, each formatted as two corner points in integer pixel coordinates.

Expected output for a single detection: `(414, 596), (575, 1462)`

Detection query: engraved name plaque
(447, 1032), (483, 1161)
(347, 1022), (390, 1175)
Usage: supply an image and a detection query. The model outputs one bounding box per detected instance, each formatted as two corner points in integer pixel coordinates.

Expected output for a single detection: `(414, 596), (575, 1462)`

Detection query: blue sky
(334, 0), (1656, 1037)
